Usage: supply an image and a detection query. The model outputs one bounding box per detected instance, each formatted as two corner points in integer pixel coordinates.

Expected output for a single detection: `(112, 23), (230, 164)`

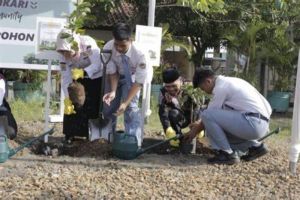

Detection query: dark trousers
(0, 99), (17, 139)
(63, 77), (102, 139)
(168, 109), (189, 135)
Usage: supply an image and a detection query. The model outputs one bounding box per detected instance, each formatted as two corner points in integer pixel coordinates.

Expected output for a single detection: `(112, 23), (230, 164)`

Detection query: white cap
(56, 29), (78, 52)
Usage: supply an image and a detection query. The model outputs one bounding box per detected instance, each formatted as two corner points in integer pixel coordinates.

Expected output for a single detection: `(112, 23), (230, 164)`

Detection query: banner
(0, 0), (74, 69)
(35, 17), (66, 60)
(135, 25), (162, 67)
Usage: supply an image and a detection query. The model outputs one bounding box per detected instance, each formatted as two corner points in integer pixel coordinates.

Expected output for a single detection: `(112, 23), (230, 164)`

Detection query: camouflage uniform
(158, 86), (198, 135)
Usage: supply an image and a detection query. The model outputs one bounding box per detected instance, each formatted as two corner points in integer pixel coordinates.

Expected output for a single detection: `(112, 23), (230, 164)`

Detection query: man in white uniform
(56, 29), (103, 143)
(186, 69), (272, 165)
(103, 23), (148, 147)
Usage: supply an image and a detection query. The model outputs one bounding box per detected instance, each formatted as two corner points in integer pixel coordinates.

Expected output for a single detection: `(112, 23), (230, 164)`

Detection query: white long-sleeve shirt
(0, 79), (5, 106)
(208, 75), (272, 118)
(59, 35), (102, 97)
(104, 40), (148, 85)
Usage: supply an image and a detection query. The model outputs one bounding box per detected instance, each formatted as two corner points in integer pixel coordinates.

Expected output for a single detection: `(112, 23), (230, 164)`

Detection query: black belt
(245, 112), (269, 122)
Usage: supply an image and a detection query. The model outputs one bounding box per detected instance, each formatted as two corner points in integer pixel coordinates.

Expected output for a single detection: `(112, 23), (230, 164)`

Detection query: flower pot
(267, 91), (290, 113)
(151, 84), (162, 101)
(13, 81), (44, 102)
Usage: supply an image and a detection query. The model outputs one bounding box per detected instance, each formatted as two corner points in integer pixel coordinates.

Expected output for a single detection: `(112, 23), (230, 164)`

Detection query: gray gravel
(0, 121), (299, 199)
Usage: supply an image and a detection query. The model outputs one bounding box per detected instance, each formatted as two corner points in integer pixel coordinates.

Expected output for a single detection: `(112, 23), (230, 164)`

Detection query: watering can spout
(8, 127), (54, 158)
(0, 127), (54, 163)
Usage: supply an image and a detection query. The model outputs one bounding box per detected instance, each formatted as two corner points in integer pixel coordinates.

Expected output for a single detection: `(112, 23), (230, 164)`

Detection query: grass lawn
(10, 98), (293, 140)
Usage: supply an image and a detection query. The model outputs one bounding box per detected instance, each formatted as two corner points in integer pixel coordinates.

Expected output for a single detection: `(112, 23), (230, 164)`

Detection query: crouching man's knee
(200, 109), (214, 122)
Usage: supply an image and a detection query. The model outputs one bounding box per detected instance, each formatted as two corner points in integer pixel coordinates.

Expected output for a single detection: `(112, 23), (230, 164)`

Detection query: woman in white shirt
(56, 29), (102, 143)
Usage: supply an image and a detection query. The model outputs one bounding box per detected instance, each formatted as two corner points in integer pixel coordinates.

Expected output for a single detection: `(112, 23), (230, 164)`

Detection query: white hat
(56, 29), (78, 52)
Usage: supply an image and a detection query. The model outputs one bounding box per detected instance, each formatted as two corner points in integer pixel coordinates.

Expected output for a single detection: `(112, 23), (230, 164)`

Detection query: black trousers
(168, 109), (190, 135)
(63, 76), (102, 139)
(0, 99), (17, 139)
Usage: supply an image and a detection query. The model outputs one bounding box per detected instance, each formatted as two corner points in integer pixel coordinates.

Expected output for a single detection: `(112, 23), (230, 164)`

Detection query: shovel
(88, 49), (113, 141)
(92, 49), (112, 129)
(258, 127), (281, 142)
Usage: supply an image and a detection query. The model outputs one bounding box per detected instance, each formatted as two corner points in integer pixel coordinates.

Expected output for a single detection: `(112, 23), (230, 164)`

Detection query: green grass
(116, 96), (163, 132)
(116, 112), (163, 133)
(144, 96), (163, 132)
(10, 99), (45, 122)
(269, 112), (292, 140)
(8, 97), (293, 141)
(145, 111), (163, 132)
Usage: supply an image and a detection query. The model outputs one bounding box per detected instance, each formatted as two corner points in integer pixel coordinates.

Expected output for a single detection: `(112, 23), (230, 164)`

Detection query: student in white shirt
(186, 68), (272, 165)
(56, 29), (102, 143)
(103, 23), (148, 147)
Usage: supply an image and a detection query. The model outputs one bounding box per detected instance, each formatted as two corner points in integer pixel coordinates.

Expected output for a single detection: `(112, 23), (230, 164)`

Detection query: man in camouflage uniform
(158, 68), (198, 147)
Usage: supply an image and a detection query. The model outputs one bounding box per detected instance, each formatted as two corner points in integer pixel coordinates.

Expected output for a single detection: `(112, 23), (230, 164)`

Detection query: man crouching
(186, 68), (271, 165)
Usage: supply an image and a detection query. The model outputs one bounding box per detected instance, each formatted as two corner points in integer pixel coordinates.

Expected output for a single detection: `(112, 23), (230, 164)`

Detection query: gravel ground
(0, 121), (299, 199)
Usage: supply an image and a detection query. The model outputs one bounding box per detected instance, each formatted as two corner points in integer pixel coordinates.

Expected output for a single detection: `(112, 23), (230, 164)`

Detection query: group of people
(160, 67), (272, 164)
(56, 22), (272, 165)
(0, 22), (272, 165)
(56, 23), (147, 146)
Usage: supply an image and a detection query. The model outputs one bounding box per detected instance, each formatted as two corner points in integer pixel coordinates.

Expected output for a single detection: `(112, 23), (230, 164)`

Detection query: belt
(245, 112), (269, 122)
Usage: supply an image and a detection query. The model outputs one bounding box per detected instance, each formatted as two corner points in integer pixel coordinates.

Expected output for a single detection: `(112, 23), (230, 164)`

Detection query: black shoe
(207, 150), (240, 165)
(241, 143), (268, 161)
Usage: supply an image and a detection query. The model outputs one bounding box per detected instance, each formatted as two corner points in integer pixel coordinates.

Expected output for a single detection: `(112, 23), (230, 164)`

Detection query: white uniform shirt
(0, 79), (5, 106)
(208, 75), (272, 118)
(60, 35), (102, 97)
(104, 40), (148, 84)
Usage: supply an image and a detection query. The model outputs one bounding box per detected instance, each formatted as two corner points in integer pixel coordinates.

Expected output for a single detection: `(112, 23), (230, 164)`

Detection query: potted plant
(12, 53), (49, 101)
(263, 28), (298, 112)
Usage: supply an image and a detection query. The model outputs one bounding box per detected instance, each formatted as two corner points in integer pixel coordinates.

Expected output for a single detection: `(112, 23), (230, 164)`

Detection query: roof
(100, 0), (178, 28)
(101, 1), (137, 27)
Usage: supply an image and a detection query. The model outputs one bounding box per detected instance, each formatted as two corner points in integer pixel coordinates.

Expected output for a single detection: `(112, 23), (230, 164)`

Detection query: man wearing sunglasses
(158, 68), (196, 148)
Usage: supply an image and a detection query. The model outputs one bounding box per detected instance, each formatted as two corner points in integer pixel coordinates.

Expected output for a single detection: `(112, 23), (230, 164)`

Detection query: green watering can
(112, 127), (281, 160)
(112, 130), (183, 160)
(0, 127), (54, 163)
